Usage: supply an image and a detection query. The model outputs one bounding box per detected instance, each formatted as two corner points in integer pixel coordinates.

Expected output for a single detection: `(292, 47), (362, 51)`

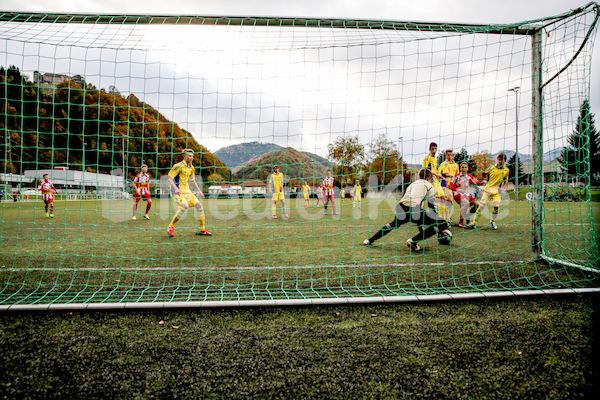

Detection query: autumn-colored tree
(0, 65), (228, 180)
(287, 179), (300, 189)
(472, 151), (494, 180)
(205, 173), (225, 188)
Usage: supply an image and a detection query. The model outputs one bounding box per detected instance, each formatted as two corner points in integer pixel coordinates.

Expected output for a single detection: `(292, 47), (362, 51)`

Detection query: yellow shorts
(272, 192), (284, 201)
(480, 189), (502, 206)
(303, 194), (310, 200)
(173, 191), (199, 208)
(433, 181), (446, 198)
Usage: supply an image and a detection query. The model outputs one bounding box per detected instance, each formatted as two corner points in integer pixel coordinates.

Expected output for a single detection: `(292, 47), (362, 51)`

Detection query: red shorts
(453, 191), (476, 206)
(42, 193), (54, 202)
(135, 189), (151, 200)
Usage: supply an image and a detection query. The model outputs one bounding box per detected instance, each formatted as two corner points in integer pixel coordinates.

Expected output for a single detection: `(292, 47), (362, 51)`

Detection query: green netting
(0, 5), (599, 308)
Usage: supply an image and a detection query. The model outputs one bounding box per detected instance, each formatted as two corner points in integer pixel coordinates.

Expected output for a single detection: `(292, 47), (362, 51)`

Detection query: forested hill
(216, 141), (332, 173)
(0, 66), (229, 180)
(215, 142), (285, 169)
(233, 147), (330, 183)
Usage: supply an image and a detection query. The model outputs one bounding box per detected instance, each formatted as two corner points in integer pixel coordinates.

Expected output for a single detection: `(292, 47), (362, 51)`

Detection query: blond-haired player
(167, 149), (211, 237)
(470, 153), (509, 230)
(269, 165), (288, 219)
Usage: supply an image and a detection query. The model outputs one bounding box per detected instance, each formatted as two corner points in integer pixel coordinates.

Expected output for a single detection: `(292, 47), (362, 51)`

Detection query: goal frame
(0, 4), (599, 310)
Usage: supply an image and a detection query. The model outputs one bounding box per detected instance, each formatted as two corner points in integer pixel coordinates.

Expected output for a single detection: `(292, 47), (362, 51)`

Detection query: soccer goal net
(0, 5), (599, 310)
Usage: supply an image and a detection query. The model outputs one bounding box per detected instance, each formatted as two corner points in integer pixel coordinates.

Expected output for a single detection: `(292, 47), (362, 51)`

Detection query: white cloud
(0, 0), (597, 163)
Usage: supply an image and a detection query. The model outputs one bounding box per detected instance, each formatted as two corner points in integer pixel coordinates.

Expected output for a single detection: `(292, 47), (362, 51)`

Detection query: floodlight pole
(509, 86), (520, 201)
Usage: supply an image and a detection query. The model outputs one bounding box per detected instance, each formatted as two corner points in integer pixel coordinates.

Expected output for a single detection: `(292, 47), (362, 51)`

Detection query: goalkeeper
(362, 168), (452, 251)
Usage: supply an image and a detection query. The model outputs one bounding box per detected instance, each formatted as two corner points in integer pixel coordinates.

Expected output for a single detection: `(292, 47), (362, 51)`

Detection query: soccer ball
(438, 230), (452, 245)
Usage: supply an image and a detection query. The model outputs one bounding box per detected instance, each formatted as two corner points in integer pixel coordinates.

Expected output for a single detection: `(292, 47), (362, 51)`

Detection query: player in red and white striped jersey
(132, 164), (152, 220)
(322, 170), (338, 215)
(38, 173), (58, 218)
(450, 162), (486, 227)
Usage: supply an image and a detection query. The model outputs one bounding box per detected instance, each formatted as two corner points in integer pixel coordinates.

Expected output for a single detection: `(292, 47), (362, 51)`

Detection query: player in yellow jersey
(422, 142), (448, 218)
(167, 149), (211, 237)
(269, 165), (288, 219)
(469, 153), (510, 230)
(438, 149), (459, 222)
(302, 181), (311, 208)
(353, 179), (362, 209)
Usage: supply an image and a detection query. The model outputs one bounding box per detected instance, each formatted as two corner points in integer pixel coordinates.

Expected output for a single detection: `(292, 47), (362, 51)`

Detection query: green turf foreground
(1, 295), (599, 399)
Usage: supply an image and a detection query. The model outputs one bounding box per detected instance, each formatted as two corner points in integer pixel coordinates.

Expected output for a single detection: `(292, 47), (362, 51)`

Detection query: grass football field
(1, 197), (598, 305)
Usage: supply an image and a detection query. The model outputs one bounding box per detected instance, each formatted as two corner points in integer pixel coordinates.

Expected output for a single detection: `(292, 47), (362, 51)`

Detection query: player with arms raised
(450, 162), (486, 227)
(132, 163), (152, 220)
(269, 165), (288, 219)
(322, 170), (338, 216)
(38, 173), (58, 218)
(470, 153), (509, 230)
(167, 149), (211, 237)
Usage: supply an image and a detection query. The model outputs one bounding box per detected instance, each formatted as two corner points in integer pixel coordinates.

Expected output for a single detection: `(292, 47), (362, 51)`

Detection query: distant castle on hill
(33, 71), (85, 87)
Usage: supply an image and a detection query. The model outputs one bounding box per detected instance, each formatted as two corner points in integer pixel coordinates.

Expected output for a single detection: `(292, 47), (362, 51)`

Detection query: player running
(450, 162), (486, 227)
(353, 179), (362, 209)
(362, 168), (452, 251)
(268, 165), (288, 219)
(322, 170), (338, 215)
(438, 149), (459, 221)
(38, 173), (58, 218)
(167, 149), (211, 237)
(302, 181), (311, 208)
(132, 164), (152, 220)
(469, 153), (509, 230)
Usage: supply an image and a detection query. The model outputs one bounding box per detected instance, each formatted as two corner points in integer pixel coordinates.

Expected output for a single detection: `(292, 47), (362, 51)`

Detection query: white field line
(4, 259), (583, 272)
(3, 222), (595, 229)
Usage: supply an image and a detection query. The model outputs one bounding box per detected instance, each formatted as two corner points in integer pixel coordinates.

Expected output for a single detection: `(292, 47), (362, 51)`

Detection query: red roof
(239, 180), (267, 187)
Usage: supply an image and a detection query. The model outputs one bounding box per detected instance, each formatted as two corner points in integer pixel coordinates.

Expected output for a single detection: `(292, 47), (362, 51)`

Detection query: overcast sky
(1, 0), (598, 163)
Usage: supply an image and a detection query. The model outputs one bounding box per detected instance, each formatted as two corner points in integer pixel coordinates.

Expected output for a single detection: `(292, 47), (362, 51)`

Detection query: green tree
(327, 135), (365, 186)
(558, 100), (599, 185)
(365, 133), (408, 187)
(507, 153), (525, 184)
